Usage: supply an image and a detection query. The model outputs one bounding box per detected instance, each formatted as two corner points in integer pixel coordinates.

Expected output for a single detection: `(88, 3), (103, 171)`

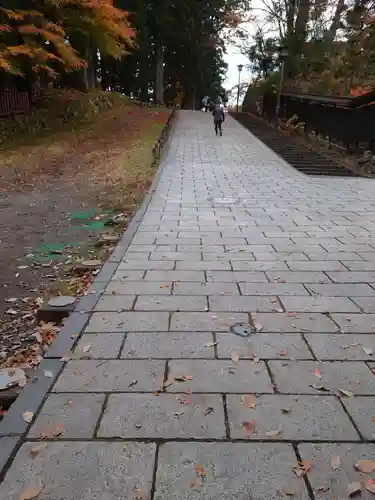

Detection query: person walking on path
(212, 103), (225, 136)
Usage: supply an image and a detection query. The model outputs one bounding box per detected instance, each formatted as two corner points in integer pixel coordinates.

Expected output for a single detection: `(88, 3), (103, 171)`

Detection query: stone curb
(0, 109), (176, 480)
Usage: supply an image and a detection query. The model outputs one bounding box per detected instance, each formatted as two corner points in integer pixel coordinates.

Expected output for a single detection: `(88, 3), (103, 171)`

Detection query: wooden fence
(0, 90), (31, 116)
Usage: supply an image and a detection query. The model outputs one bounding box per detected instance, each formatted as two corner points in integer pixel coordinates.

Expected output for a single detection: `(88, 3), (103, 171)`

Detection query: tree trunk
(325, 0), (346, 44)
(155, 37), (164, 105)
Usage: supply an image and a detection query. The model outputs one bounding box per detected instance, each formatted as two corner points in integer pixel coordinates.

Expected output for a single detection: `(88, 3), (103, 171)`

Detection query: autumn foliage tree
(0, 0), (135, 90)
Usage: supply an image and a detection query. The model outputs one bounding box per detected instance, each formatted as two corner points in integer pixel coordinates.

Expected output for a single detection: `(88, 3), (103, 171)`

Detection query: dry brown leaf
(242, 395), (257, 409)
(29, 443), (47, 458)
(292, 460), (312, 478)
(231, 352), (240, 363)
(348, 482), (362, 497)
(266, 429), (282, 437)
(362, 347), (373, 356)
(203, 407), (214, 416)
(354, 459), (375, 473)
(282, 487), (295, 497)
(195, 464), (206, 477)
(22, 411), (34, 424)
(159, 283), (170, 289)
(337, 388), (354, 397)
(205, 341), (219, 347)
(281, 408), (292, 414)
(163, 378), (174, 388)
(19, 483), (44, 500)
(315, 483), (330, 492)
(364, 479), (375, 494)
(331, 455), (341, 471)
(242, 421), (257, 436)
(40, 423), (64, 439)
(310, 384), (329, 392)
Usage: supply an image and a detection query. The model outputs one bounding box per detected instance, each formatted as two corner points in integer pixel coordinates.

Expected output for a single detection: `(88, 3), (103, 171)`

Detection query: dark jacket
(212, 105), (225, 123)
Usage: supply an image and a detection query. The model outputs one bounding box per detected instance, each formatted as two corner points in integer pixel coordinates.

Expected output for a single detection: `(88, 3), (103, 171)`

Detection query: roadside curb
(0, 108), (176, 481)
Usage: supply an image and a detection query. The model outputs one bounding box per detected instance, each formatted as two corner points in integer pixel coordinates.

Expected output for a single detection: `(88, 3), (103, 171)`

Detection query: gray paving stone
(171, 312), (248, 331)
(175, 260), (231, 270)
(73, 333), (125, 358)
(226, 244), (273, 253)
(166, 360), (273, 393)
(118, 260), (174, 270)
(111, 270), (146, 281)
(98, 393), (225, 439)
(265, 270), (332, 283)
(121, 332), (215, 358)
(216, 333), (312, 359)
(305, 251), (364, 261)
(232, 261), (290, 271)
(206, 271), (268, 282)
(305, 283), (375, 297)
(28, 394), (105, 439)
(328, 271), (375, 283)
(280, 296), (360, 312)
(250, 312), (339, 332)
(106, 281), (172, 295)
(331, 313), (375, 332)
(53, 360), (165, 392)
(0, 437), (18, 473)
(346, 260), (375, 271)
(177, 244), (225, 252)
(341, 396), (375, 439)
(286, 260), (347, 271)
(305, 334), (375, 360)
(239, 283), (308, 295)
(85, 311), (169, 332)
(227, 394), (358, 440)
(135, 295), (206, 311)
(144, 270), (205, 281)
(351, 296), (375, 312)
(154, 442), (308, 500)
(298, 443), (375, 499)
(204, 252), (256, 261)
(253, 252), (309, 261)
(0, 442), (156, 500)
(173, 282), (239, 295)
(269, 360), (375, 394)
(209, 295), (281, 312)
(150, 251), (202, 261)
(94, 295), (135, 311)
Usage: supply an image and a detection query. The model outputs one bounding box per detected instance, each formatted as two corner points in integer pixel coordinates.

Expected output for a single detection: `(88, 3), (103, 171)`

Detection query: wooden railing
(0, 90), (31, 116)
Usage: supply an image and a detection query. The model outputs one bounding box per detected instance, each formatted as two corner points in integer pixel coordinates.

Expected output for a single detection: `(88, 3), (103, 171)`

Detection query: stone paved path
(1, 111), (375, 499)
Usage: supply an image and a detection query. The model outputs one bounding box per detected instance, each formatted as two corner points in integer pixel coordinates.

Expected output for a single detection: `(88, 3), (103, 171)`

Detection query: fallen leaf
(40, 423), (64, 439)
(204, 407), (214, 416)
(372, 416), (375, 424)
(231, 352), (240, 363)
(365, 479), (375, 494)
(195, 464), (206, 477)
(184, 375), (193, 380)
(29, 443), (47, 458)
(67, 400), (73, 407)
(44, 370), (53, 378)
(362, 347), (373, 356)
(331, 455), (341, 471)
(173, 412), (184, 417)
(266, 429), (282, 437)
(279, 349), (289, 357)
(128, 380), (138, 388)
(282, 487), (295, 497)
(242, 421), (257, 436)
(6, 308), (18, 315)
(82, 344), (92, 353)
(310, 384), (329, 392)
(242, 395), (257, 409)
(205, 341), (219, 347)
(159, 284), (171, 289)
(354, 459), (375, 473)
(20, 483), (44, 500)
(254, 323), (263, 332)
(292, 460), (312, 478)
(348, 482), (362, 497)
(281, 408), (292, 414)
(337, 388), (354, 397)
(174, 375), (192, 382)
(314, 368), (322, 379)
(163, 378), (174, 388)
(22, 411), (34, 424)
(315, 483), (330, 492)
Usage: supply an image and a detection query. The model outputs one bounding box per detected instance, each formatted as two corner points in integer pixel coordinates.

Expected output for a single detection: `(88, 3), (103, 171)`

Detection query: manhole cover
(0, 368), (26, 391)
(209, 197), (239, 204)
(48, 296), (76, 307)
(230, 323), (251, 337)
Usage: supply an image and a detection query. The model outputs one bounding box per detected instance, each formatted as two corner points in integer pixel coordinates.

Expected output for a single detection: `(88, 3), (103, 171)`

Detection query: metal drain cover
(230, 323), (251, 337)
